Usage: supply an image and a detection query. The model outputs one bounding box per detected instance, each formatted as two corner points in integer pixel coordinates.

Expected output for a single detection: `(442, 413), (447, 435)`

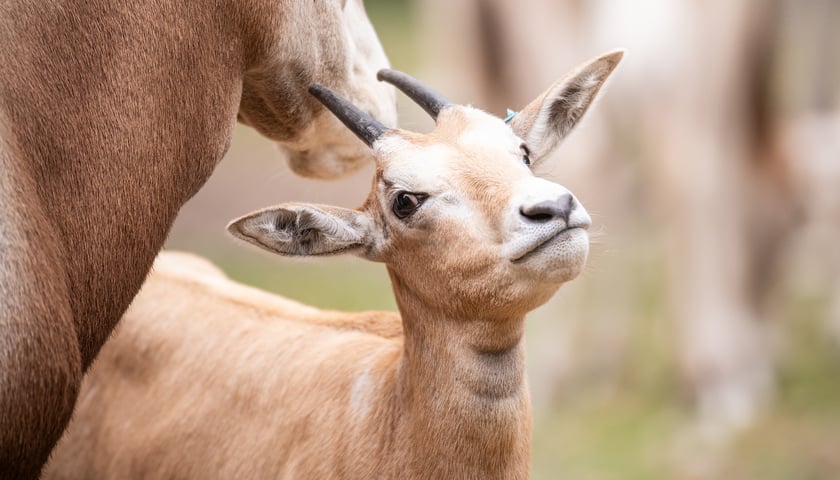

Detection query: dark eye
(521, 144), (531, 166)
(392, 192), (426, 219)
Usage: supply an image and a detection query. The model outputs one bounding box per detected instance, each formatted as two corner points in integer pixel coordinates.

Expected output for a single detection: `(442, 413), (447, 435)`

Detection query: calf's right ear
(227, 204), (378, 258)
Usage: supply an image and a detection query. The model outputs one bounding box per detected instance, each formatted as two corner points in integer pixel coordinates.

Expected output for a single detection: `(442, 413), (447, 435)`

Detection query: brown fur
(0, 1), (394, 476)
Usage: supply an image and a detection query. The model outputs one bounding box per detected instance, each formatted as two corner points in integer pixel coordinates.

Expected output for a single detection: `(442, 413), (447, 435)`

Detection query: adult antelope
(46, 51), (622, 479)
(0, 1), (395, 476)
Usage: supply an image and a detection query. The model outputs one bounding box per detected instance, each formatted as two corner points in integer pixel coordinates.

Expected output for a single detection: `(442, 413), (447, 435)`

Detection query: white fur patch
(349, 369), (372, 418)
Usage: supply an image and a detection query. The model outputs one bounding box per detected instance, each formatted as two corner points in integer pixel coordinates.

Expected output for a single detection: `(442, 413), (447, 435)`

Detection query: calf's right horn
(308, 84), (390, 148)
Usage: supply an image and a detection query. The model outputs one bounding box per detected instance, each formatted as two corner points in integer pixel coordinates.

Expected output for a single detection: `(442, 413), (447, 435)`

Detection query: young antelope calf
(46, 51), (622, 479)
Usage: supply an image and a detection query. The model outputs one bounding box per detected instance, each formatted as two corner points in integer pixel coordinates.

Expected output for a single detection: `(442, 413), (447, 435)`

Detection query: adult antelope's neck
(389, 278), (532, 479)
(0, 0), (246, 368)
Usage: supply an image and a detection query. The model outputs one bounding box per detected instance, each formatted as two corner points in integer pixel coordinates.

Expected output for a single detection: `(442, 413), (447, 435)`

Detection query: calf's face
(229, 51), (623, 317)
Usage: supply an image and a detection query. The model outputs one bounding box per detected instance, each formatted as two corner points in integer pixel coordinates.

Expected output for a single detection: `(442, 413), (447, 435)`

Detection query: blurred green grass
(366, 0), (420, 72)
(217, 252), (397, 312)
(529, 286), (840, 480)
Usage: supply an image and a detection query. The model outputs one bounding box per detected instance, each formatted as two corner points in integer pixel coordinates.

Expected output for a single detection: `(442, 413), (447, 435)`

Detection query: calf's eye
(521, 144), (531, 166)
(393, 192), (426, 219)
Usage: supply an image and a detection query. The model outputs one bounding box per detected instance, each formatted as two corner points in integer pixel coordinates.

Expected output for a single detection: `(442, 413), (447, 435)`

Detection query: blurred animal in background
(417, 0), (840, 450)
(44, 53), (622, 479)
(0, 0), (396, 476)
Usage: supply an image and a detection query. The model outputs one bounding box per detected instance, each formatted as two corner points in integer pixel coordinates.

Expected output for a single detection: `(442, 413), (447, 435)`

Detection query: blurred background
(166, 0), (840, 478)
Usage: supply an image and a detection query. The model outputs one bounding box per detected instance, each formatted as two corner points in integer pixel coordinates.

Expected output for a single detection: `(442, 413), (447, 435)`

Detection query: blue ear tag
(503, 109), (519, 124)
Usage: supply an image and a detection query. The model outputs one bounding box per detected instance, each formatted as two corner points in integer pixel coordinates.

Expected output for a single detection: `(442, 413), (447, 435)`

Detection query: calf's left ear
(509, 50), (624, 163)
(227, 204), (377, 258)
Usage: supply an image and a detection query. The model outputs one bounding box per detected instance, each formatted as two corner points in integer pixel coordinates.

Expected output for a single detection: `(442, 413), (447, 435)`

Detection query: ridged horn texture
(377, 68), (451, 120)
(308, 84), (390, 147)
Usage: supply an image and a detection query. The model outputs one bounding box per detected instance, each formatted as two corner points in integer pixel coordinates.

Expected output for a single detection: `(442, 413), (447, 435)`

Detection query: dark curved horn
(308, 84), (390, 148)
(377, 69), (451, 120)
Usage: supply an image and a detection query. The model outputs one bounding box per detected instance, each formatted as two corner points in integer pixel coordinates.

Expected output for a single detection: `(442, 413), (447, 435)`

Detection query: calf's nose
(519, 193), (575, 223)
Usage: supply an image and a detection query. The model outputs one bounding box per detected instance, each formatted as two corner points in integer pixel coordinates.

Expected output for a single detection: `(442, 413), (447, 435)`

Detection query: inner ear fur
(510, 50), (624, 160)
(227, 204), (375, 257)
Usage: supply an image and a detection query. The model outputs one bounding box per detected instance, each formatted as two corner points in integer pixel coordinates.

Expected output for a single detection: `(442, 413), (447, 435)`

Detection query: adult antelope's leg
(0, 147), (82, 479)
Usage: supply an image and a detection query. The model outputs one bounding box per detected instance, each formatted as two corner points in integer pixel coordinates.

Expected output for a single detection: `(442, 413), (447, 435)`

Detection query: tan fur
(45, 253), (412, 479)
(46, 55), (620, 479)
(0, 1), (394, 476)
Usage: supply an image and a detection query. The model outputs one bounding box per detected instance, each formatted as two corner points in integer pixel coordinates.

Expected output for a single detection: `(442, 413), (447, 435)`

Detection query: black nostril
(519, 194), (574, 223)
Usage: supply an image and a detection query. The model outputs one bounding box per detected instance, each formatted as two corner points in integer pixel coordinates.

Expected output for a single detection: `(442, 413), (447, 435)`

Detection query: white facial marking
(377, 137), (454, 192)
(501, 175), (591, 284)
(456, 108), (523, 155)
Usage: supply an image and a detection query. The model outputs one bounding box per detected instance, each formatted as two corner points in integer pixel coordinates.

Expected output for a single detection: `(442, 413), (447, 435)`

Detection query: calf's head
(230, 51), (623, 317)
